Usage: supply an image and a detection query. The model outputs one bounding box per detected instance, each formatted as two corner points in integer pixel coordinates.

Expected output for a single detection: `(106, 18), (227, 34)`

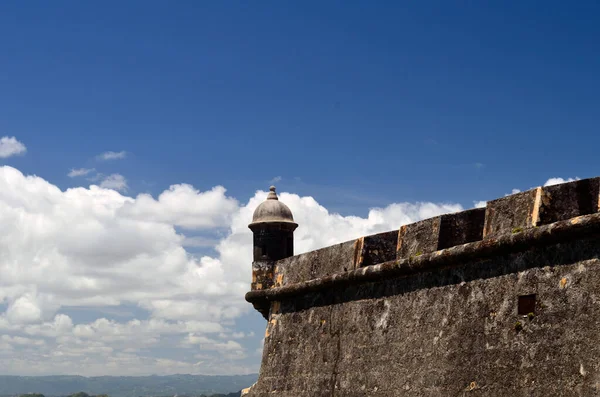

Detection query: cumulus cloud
(0, 136), (27, 158)
(68, 168), (95, 178)
(99, 173), (128, 192)
(0, 166), (464, 376)
(5, 293), (48, 325)
(97, 151), (127, 161)
(120, 185), (239, 229)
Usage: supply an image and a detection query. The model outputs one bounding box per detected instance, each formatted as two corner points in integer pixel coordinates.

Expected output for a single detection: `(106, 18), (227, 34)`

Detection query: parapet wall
(244, 177), (600, 396)
(258, 177), (600, 292)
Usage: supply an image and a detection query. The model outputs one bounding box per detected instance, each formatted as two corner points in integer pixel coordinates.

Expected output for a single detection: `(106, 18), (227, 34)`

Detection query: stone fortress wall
(244, 177), (600, 396)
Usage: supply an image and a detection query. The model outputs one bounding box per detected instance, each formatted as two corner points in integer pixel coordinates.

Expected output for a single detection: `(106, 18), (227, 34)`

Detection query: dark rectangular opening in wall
(576, 178), (596, 216)
(518, 294), (536, 315)
(437, 208), (486, 250)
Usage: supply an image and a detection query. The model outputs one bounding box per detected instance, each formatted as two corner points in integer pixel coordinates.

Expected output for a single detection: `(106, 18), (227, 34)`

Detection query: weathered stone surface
(250, 260), (275, 318)
(360, 230), (399, 267)
(397, 216), (441, 259)
(251, 260), (274, 291)
(247, 237), (600, 396)
(539, 177), (600, 225)
(438, 207), (485, 250)
(274, 240), (360, 287)
(483, 188), (541, 237)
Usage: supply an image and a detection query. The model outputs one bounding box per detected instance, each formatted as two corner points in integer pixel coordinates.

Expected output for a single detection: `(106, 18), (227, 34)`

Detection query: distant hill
(0, 375), (256, 397)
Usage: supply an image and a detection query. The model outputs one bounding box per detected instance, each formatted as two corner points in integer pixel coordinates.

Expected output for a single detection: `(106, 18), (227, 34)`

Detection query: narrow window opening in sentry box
(518, 294), (536, 316)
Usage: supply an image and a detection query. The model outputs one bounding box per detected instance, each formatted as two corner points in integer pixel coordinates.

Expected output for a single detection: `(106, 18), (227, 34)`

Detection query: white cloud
(98, 151), (127, 161)
(119, 184), (239, 229)
(0, 165), (464, 376)
(474, 201), (487, 208)
(544, 177), (579, 186)
(0, 136), (27, 158)
(269, 176), (282, 184)
(1, 334), (46, 347)
(24, 314), (74, 337)
(68, 168), (95, 178)
(5, 293), (45, 325)
(99, 173), (128, 192)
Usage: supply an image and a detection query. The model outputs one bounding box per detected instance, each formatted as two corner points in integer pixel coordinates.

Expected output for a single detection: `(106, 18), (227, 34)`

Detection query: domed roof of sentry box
(249, 186), (297, 228)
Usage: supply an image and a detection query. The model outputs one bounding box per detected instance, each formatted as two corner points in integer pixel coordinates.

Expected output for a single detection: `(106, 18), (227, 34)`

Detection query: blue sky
(3, 1), (599, 212)
(0, 1), (599, 376)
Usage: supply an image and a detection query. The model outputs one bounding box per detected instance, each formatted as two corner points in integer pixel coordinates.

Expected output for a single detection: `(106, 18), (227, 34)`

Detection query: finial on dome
(267, 185), (278, 200)
(248, 185), (296, 227)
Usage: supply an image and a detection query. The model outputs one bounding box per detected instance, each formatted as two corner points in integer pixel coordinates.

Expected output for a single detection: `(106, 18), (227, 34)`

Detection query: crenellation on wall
(273, 239), (360, 288)
(247, 212), (600, 304)
(483, 187), (542, 238)
(358, 230), (398, 267)
(538, 177), (600, 225)
(392, 208), (487, 261)
(272, 231), (400, 288)
(437, 207), (486, 250)
(262, 178), (600, 293)
(396, 216), (441, 258)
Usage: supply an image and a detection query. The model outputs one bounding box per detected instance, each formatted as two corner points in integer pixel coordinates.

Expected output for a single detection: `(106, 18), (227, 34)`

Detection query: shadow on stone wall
(280, 237), (600, 314)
